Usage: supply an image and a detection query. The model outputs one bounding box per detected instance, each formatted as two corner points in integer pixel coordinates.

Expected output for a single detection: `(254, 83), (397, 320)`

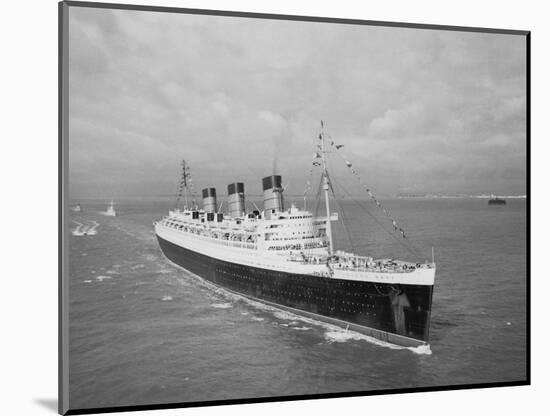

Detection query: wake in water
(71, 220), (99, 236)
(323, 328), (432, 355)
(131, 264), (145, 270)
(112, 224), (157, 243)
(85, 221), (99, 235)
(162, 255), (431, 355)
(71, 221), (85, 236)
(211, 303), (232, 309)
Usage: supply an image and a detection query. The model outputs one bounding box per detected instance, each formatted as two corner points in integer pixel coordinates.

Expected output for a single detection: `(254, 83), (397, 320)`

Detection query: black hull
(157, 236), (433, 347)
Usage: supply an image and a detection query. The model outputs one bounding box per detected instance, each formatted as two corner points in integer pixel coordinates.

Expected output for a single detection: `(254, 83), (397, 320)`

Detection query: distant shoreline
(69, 194), (527, 201)
(395, 195), (527, 199)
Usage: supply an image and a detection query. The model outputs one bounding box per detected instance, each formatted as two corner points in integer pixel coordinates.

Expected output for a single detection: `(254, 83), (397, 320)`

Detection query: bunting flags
(305, 124), (411, 242)
(303, 147), (321, 202)
(329, 139), (409, 240)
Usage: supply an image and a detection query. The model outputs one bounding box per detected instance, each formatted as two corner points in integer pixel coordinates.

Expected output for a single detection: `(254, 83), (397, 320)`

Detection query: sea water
(68, 197), (527, 409)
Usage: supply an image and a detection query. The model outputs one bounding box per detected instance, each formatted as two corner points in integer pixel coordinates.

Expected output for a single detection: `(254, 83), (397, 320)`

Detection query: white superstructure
(154, 202), (435, 286)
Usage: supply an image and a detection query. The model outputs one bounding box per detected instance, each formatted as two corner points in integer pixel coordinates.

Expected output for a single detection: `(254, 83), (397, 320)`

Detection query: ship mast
(320, 121), (334, 256)
(176, 160), (190, 210)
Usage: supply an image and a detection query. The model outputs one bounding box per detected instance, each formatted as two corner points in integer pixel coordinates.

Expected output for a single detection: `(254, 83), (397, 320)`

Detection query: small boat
(71, 204), (81, 212)
(105, 200), (117, 216)
(488, 194), (506, 205)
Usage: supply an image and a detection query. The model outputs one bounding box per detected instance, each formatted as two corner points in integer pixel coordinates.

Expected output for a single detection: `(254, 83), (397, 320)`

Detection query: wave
(408, 344), (432, 355)
(143, 254), (158, 262)
(211, 303), (232, 309)
(113, 226), (136, 238)
(323, 328), (432, 355)
(273, 311), (300, 321)
(131, 264), (145, 270)
(161, 296), (173, 301)
(324, 329), (386, 344)
(112, 224), (156, 243)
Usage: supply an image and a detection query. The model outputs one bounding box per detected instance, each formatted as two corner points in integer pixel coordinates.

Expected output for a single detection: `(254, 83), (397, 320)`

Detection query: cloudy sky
(68, 6), (527, 199)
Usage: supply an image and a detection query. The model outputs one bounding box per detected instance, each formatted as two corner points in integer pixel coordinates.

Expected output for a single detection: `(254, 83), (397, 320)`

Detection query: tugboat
(488, 194), (506, 205)
(155, 123), (435, 347)
(104, 200), (117, 216)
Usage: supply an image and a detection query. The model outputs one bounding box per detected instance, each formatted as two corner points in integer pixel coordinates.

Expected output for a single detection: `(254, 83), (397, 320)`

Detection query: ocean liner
(155, 124), (435, 347)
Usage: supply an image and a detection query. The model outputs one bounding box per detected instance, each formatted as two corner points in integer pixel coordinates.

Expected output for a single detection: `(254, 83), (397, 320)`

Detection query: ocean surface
(68, 197), (527, 410)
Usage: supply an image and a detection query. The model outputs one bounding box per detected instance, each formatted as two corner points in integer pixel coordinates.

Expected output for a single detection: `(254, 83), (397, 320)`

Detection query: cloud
(67, 7), (527, 198)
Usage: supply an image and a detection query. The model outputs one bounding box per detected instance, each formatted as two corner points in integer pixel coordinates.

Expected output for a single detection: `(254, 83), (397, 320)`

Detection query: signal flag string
(327, 135), (410, 241)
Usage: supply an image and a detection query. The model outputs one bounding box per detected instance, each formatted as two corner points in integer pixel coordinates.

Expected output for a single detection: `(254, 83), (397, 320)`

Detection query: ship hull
(157, 235), (433, 347)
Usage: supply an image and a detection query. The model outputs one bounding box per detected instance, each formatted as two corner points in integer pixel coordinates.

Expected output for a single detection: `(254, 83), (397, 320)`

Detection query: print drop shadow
(34, 398), (58, 413)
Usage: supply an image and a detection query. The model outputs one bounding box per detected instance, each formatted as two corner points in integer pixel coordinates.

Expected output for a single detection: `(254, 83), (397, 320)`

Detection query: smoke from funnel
(258, 110), (287, 177)
(273, 155), (278, 175)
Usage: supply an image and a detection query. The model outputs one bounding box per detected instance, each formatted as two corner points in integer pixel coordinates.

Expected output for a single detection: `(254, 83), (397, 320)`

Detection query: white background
(0, 0), (545, 415)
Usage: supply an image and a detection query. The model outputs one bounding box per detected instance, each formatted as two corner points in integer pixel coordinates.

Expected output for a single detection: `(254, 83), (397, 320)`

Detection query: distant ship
(488, 195), (506, 205)
(155, 124), (435, 347)
(104, 200), (116, 216)
(71, 204), (81, 212)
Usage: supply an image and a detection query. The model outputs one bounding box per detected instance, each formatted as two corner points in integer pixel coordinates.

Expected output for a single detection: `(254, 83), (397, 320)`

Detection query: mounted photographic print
(59, 1), (530, 414)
